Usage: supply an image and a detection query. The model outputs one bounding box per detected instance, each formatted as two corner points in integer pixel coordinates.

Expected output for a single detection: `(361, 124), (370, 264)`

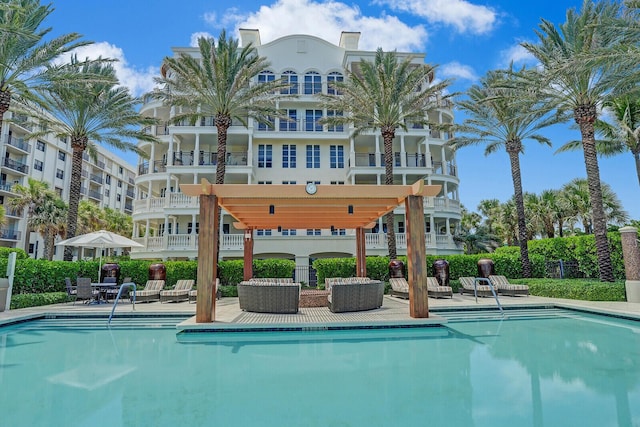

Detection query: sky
(45, 0), (639, 220)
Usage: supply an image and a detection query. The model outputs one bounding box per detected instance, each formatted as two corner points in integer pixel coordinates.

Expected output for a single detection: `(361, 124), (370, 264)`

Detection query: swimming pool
(1, 309), (638, 426)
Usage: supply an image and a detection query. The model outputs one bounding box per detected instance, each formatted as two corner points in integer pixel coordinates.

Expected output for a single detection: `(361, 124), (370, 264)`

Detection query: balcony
(133, 193), (199, 214)
(0, 228), (20, 240)
(349, 152), (456, 177)
(0, 181), (14, 193)
(126, 189), (135, 198)
(90, 173), (103, 184)
(88, 189), (102, 200)
(3, 157), (29, 174)
(5, 135), (31, 153)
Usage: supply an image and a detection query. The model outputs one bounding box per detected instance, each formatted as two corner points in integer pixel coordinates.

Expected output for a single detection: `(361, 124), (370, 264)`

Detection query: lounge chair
(488, 275), (529, 296)
(458, 276), (495, 298)
(65, 277), (77, 301)
(328, 280), (384, 313)
(134, 280), (165, 303)
(389, 278), (409, 299)
(160, 279), (195, 303)
(189, 278), (219, 303)
(426, 277), (453, 299)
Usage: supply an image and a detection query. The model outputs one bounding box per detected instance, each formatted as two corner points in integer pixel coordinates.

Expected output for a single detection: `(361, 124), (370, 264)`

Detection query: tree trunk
(575, 105), (614, 282)
(0, 88), (10, 138)
(634, 150), (640, 187)
(506, 140), (532, 278)
(214, 115), (231, 263)
(65, 137), (87, 261)
(382, 126), (397, 260)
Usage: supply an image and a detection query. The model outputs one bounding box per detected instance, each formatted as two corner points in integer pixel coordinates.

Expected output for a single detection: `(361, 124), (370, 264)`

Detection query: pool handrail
(108, 282), (136, 325)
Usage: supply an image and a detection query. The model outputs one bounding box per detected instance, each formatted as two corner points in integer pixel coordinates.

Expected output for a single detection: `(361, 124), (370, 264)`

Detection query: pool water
(1, 310), (639, 427)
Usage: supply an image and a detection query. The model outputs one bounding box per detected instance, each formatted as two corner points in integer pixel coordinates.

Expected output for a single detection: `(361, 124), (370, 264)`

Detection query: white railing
(169, 193), (199, 208)
(221, 234), (244, 249)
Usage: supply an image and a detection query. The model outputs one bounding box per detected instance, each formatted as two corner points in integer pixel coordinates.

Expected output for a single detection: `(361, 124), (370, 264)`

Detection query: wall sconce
(348, 205), (353, 214)
(269, 205), (275, 214)
(277, 226), (282, 233)
(244, 231), (252, 240)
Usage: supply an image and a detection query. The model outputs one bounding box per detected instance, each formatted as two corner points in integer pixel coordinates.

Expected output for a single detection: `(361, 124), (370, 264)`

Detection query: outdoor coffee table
(299, 289), (330, 308)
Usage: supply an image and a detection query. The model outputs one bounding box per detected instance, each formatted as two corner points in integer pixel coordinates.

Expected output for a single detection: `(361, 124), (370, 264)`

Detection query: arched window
(304, 71), (321, 95)
(281, 70), (298, 94)
(258, 70), (275, 84)
(327, 72), (343, 95)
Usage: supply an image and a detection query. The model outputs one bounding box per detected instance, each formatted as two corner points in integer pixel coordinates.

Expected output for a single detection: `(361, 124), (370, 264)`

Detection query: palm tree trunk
(214, 115), (231, 264)
(64, 139), (85, 261)
(382, 126), (397, 260)
(0, 88), (10, 137)
(507, 140), (532, 278)
(634, 151), (640, 187)
(575, 105), (614, 282)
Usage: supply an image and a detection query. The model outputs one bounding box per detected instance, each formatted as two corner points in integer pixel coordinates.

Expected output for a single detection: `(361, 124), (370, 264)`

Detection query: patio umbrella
(55, 230), (143, 282)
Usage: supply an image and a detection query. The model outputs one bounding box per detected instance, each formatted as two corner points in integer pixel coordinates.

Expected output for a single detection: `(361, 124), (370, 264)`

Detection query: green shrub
(510, 278), (626, 301)
(10, 292), (69, 309)
(252, 259), (296, 279)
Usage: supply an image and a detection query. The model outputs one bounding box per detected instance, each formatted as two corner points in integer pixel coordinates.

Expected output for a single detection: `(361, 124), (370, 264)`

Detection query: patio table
(91, 283), (119, 304)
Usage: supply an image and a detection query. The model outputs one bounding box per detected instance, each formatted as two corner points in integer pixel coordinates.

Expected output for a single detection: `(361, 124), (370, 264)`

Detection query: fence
(545, 260), (584, 279)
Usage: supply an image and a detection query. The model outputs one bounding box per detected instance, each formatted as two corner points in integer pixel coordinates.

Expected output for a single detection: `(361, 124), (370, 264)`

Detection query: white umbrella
(56, 230), (143, 282)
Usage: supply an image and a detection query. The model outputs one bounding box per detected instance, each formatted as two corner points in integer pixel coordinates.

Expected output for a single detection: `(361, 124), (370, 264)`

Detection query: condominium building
(131, 30), (462, 280)
(0, 111), (138, 259)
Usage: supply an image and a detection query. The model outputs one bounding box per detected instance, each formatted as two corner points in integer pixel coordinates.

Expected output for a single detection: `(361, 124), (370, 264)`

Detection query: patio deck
(1, 293), (639, 329)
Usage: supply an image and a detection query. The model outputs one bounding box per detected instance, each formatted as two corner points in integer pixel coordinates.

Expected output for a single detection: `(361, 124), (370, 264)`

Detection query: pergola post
(243, 228), (254, 281)
(405, 195), (429, 318)
(196, 194), (219, 323)
(355, 227), (367, 277)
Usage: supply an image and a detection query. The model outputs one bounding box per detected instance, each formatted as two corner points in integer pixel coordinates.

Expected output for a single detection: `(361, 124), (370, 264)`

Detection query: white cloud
(206, 0), (427, 52)
(59, 42), (158, 97)
(375, 0), (497, 34)
(499, 43), (536, 68)
(440, 61), (478, 82)
(190, 32), (215, 47)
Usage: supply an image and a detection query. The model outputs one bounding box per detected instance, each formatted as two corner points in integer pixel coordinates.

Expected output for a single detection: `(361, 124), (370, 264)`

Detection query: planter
(148, 263), (166, 281)
(433, 259), (450, 286)
(626, 280), (640, 303)
(477, 258), (495, 278)
(101, 263), (120, 282)
(388, 259), (405, 279)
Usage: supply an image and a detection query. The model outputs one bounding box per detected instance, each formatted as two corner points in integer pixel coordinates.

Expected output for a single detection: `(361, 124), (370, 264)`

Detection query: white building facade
(131, 31), (462, 277)
(0, 111), (137, 259)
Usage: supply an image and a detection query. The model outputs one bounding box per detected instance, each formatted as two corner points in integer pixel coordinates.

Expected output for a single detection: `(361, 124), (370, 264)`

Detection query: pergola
(180, 179), (441, 323)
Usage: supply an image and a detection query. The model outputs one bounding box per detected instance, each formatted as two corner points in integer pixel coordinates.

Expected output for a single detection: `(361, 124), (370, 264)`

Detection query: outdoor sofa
(326, 277), (384, 313)
(237, 280), (301, 313)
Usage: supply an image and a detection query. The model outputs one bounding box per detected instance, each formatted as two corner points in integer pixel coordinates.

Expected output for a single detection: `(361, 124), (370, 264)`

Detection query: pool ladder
(108, 282), (136, 325)
(473, 277), (503, 315)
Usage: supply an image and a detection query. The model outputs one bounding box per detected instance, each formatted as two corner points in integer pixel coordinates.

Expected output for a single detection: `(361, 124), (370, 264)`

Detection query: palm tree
(28, 58), (158, 260)
(477, 199), (502, 234)
(521, 0), (637, 281)
(103, 207), (132, 236)
(0, 0), (88, 134)
(557, 94), (640, 186)
(28, 193), (66, 260)
(154, 30), (290, 185)
(8, 177), (51, 251)
(449, 67), (559, 278)
(561, 178), (629, 233)
(319, 48), (452, 260)
(77, 200), (106, 234)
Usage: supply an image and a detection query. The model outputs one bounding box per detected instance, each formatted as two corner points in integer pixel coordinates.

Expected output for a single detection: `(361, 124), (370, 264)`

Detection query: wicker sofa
(237, 281), (301, 313)
(327, 278), (384, 313)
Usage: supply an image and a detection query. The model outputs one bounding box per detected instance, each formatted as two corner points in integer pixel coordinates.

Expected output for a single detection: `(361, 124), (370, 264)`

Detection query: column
(400, 135), (406, 167)
(405, 195), (429, 318)
(620, 226), (640, 302)
(196, 194), (219, 323)
(243, 228), (254, 281)
(355, 227), (366, 277)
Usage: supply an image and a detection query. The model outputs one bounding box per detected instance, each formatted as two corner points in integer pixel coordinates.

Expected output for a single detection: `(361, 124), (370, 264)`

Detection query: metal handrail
(474, 277), (503, 315)
(107, 282), (136, 325)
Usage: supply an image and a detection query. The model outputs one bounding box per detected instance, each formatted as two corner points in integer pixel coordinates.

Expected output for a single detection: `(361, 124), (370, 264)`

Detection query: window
(398, 221), (405, 233)
(306, 145), (320, 168)
(105, 175), (111, 185)
(119, 166), (123, 174)
(281, 228), (297, 236)
(36, 140), (45, 152)
(222, 224), (230, 234)
(34, 160), (43, 171)
(327, 110), (344, 132)
(280, 71), (298, 94)
(55, 187), (63, 197)
(330, 145), (344, 168)
(257, 116), (274, 131)
(258, 70), (275, 84)
(118, 180), (122, 188)
(256, 229), (272, 236)
(327, 72), (343, 95)
(117, 194), (121, 202)
(306, 228), (321, 236)
(257, 181), (272, 185)
(28, 243), (34, 254)
(331, 226), (346, 236)
(258, 145), (272, 168)
(330, 181), (345, 185)
(282, 180), (297, 184)
(58, 151), (66, 161)
(305, 110), (322, 132)
(55, 168), (64, 179)
(280, 109), (297, 131)
(304, 71), (321, 94)
(282, 144), (296, 168)
(188, 222), (200, 234)
(105, 189), (110, 197)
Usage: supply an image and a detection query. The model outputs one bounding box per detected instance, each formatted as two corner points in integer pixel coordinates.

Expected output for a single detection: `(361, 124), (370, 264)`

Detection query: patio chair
(238, 281), (300, 313)
(458, 276), (495, 298)
(75, 277), (96, 304)
(65, 277), (77, 302)
(488, 275), (529, 296)
(389, 278), (409, 299)
(160, 279), (195, 303)
(426, 277), (453, 299)
(134, 280), (166, 303)
(328, 280), (384, 313)
(105, 277), (132, 302)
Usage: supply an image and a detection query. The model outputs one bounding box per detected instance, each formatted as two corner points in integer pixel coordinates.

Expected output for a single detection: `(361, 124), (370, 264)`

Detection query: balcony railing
(0, 182), (14, 192)
(3, 157), (29, 174)
(0, 228), (20, 240)
(88, 189), (102, 200)
(5, 135), (31, 153)
(90, 173), (103, 184)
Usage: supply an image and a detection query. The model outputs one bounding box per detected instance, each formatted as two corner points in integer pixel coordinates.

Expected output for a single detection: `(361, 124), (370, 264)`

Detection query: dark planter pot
(433, 259), (450, 286)
(149, 263), (166, 281)
(388, 259), (405, 278)
(101, 263), (120, 282)
(477, 258), (495, 278)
